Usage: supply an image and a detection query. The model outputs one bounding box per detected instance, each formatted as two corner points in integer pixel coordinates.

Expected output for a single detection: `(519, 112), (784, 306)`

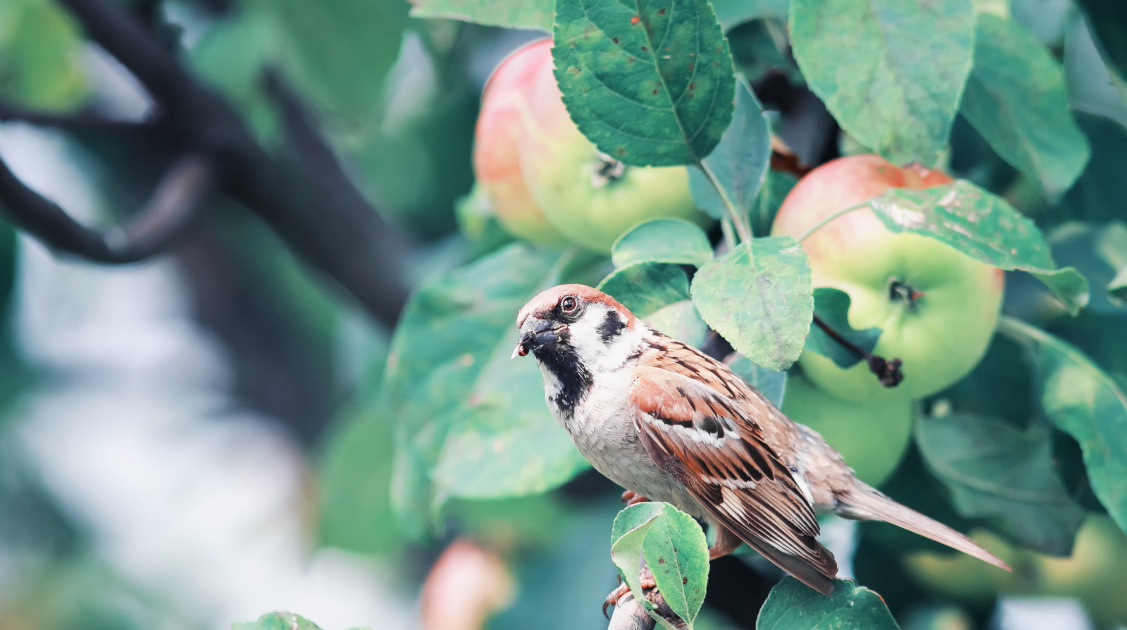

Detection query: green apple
(904, 517), (1127, 626)
(1034, 516), (1127, 627)
(902, 529), (1017, 603)
(781, 375), (913, 487)
(771, 155), (1005, 402)
(516, 46), (711, 253)
(473, 39), (570, 246)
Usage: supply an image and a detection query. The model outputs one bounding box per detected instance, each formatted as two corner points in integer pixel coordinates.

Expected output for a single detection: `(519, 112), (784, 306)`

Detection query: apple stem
(795, 200), (870, 243)
(811, 314), (905, 388)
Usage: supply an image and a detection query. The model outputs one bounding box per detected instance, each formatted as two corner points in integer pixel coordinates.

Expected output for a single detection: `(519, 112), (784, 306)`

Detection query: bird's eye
(560, 296), (578, 312)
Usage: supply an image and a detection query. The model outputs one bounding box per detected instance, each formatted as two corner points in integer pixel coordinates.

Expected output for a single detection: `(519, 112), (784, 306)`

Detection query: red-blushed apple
(771, 155), (1005, 402)
(781, 375), (913, 487)
(515, 45), (711, 253)
(473, 39), (570, 246)
(420, 538), (515, 630)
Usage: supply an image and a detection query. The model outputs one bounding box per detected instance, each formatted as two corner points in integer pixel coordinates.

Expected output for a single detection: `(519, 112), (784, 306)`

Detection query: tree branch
(0, 152), (214, 263)
(47, 0), (410, 326)
(0, 100), (155, 133)
(608, 588), (688, 630)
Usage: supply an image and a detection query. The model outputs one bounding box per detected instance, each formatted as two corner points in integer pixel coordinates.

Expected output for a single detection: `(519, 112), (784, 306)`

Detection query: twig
(0, 152), (214, 263)
(811, 313), (903, 387)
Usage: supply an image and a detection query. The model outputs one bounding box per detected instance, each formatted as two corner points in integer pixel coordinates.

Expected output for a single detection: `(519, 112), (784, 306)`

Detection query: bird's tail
(836, 485), (1011, 572)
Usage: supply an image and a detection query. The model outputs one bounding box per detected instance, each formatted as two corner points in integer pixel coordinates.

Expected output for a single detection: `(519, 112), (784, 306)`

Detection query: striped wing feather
(630, 337), (838, 594)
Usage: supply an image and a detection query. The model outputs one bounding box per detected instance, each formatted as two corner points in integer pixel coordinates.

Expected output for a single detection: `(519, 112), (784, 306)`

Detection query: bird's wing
(629, 343), (837, 594)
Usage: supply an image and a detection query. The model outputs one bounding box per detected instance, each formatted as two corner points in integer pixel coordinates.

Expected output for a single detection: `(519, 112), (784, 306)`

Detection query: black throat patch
(534, 340), (593, 415)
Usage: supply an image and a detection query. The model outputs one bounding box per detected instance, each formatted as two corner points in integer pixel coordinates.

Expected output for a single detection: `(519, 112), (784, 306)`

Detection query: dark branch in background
(0, 0), (410, 326)
(0, 153), (213, 263)
(0, 100), (155, 133)
(811, 314), (904, 388)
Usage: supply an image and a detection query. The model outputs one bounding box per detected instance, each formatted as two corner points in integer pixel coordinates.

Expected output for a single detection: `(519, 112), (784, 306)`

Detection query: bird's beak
(512, 317), (562, 359)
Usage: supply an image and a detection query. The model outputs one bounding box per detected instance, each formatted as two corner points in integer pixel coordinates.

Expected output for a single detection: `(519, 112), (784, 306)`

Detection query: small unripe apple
(516, 45), (711, 253)
(473, 39), (570, 246)
(1034, 516), (1127, 627)
(771, 155), (1005, 402)
(902, 529), (1017, 603)
(781, 375), (913, 487)
(904, 517), (1127, 627)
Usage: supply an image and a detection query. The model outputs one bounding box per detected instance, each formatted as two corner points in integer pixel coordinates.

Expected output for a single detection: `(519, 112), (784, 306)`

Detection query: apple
(781, 375), (913, 487)
(474, 39), (570, 246)
(902, 528), (1018, 603)
(1033, 516), (1127, 627)
(771, 155), (1005, 402)
(516, 45), (711, 253)
(421, 539), (515, 630)
(904, 517), (1127, 627)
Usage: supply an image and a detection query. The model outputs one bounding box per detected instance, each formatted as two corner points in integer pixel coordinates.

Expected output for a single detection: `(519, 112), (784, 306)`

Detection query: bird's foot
(603, 567), (656, 618)
(620, 490), (651, 506)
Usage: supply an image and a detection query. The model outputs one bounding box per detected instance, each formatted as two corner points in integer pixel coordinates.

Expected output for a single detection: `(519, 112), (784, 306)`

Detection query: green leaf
(915, 413), (1086, 555)
(432, 410), (590, 499)
(711, 0), (789, 30)
(865, 180), (1089, 314)
(409, 0), (553, 30)
(552, 0), (736, 166)
(691, 237), (813, 371)
(388, 245), (587, 536)
(609, 503), (710, 626)
(725, 355), (787, 408)
(688, 80), (772, 222)
(960, 15), (1090, 199)
(600, 263), (709, 345)
(1111, 266), (1127, 305)
(789, 0), (975, 166)
(804, 288), (881, 369)
(999, 316), (1127, 536)
(1049, 221), (1127, 313)
(265, 0), (407, 121)
(1064, 15), (1127, 133)
(0, 0), (86, 109)
(233, 613), (324, 630)
(642, 505), (710, 625)
(1073, 0), (1127, 82)
(756, 578), (899, 630)
(750, 169), (798, 238)
(318, 402), (402, 554)
(599, 263), (691, 317)
(612, 219), (714, 268)
(645, 300), (710, 348)
(610, 503), (664, 607)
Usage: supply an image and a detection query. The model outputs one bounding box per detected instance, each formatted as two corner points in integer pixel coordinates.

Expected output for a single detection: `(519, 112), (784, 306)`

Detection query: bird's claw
(603, 581), (629, 618)
(603, 567), (657, 617)
(620, 490), (651, 506)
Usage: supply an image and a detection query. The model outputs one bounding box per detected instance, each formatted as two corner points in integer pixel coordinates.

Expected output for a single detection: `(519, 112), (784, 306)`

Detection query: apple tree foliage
(364, 0), (1127, 625)
(5, 0), (1124, 627)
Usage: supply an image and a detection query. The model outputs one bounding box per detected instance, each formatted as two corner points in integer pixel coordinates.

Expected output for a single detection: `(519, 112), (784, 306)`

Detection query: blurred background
(0, 0), (1125, 629)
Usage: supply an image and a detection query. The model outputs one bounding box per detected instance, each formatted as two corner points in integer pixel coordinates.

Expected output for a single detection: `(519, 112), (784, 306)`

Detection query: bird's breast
(556, 370), (705, 517)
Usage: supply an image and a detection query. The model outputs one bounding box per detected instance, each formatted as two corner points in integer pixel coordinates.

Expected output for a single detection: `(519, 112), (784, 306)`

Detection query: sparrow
(513, 284), (1009, 602)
